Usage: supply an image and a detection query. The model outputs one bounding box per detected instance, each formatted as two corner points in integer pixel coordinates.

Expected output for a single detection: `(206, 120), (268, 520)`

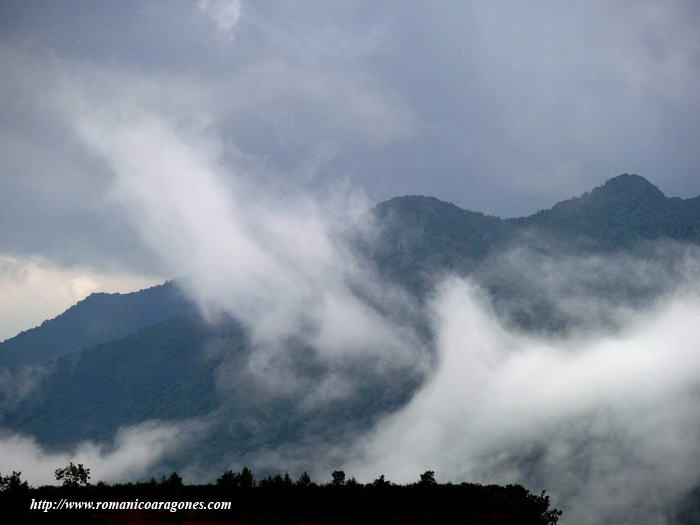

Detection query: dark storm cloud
(1, 0), (700, 265)
(352, 0), (700, 215)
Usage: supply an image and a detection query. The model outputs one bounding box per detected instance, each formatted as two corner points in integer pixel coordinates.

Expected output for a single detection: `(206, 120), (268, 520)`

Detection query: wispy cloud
(0, 420), (204, 485)
(346, 270), (700, 524)
(50, 59), (426, 407)
(198, 0), (242, 38)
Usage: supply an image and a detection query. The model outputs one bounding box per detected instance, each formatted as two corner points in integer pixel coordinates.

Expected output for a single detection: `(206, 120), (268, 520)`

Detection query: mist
(0, 420), (203, 486)
(343, 272), (700, 525)
(57, 69), (428, 407)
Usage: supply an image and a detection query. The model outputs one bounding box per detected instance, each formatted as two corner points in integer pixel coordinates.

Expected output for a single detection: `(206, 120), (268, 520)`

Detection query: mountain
(2, 314), (223, 445)
(1, 173), (699, 480)
(365, 195), (509, 293)
(364, 174), (700, 296)
(4, 174), (696, 369)
(0, 281), (195, 368)
(0, 312), (419, 478)
(513, 174), (700, 247)
(373, 174), (700, 251)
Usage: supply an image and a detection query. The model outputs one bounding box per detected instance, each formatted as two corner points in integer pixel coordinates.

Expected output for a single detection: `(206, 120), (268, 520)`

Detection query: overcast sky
(1, 0), (700, 338)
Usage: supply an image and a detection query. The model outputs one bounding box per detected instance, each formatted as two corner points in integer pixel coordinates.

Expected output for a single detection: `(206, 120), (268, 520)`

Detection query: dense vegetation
(1, 315), (222, 445)
(515, 174), (700, 247)
(0, 281), (194, 368)
(0, 467), (562, 525)
(0, 310), (420, 472)
(367, 174), (700, 294)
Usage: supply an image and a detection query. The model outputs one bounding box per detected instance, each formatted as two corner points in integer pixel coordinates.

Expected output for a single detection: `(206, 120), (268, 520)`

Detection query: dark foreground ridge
(1, 467), (562, 525)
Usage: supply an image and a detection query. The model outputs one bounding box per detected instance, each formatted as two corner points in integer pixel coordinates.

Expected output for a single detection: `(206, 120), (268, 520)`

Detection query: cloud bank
(0, 420), (203, 486)
(346, 276), (700, 525)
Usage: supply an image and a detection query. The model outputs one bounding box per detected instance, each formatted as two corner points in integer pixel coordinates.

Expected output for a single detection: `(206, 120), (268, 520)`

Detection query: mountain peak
(375, 195), (463, 214)
(595, 173), (665, 200)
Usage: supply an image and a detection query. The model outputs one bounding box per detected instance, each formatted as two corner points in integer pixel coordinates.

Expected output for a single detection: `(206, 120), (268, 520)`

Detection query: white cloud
(0, 255), (160, 341)
(197, 0), (242, 38)
(0, 420), (203, 485)
(346, 278), (700, 524)
(54, 65), (426, 404)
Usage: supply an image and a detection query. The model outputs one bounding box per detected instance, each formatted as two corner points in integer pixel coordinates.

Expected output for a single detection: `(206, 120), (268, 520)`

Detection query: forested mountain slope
(1, 173), (699, 478)
(0, 281), (194, 368)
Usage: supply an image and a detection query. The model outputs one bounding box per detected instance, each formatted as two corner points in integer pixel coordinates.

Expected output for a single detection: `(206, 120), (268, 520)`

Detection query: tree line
(1, 464), (562, 524)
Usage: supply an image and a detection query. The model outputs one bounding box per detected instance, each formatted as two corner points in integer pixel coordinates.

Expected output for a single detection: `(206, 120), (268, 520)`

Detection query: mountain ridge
(377, 173), (700, 237)
(0, 281), (195, 368)
(3, 173), (699, 368)
(371, 173), (700, 264)
(0, 173), (699, 494)
(510, 173), (700, 246)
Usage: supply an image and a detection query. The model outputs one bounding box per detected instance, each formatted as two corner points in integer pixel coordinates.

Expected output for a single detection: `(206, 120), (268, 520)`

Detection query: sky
(2, 4), (700, 522)
(1, 1), (700, 332)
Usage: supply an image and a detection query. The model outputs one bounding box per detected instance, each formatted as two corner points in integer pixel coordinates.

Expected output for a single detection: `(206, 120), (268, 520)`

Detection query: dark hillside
(366, 174), (700, 295)
(1, 314), (224, 445)
(513, 174), (700, 247)
(0, 281), (195, 368)
(365, 195), (510, 293)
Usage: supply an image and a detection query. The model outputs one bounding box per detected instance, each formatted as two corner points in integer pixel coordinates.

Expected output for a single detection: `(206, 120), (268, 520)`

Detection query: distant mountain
(2, 314), (222, 445)
(1, 173), (699, 481)
(513, 174), (700, 247)
(364, 174), (700, 294)
(366, 195), (508, 292)
(1, 311), (419, 469)
(0, 281), (194, 368)
(4, 174), (695, 370)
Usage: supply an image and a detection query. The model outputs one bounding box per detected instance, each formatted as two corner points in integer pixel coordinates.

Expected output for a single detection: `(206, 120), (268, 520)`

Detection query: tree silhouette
(0, 471), (28, 494)
(216, 470), (237, 488)
(332, 470), (346, 486)
(296, 471), (312, 487)
(217, 467), (256, 489)
(54, 462), (90, 487)
(419, 470), (437, 486)
(160, 471), (183, 489)
(372, 474), (390, 488)
(239, 466), (255, 488)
